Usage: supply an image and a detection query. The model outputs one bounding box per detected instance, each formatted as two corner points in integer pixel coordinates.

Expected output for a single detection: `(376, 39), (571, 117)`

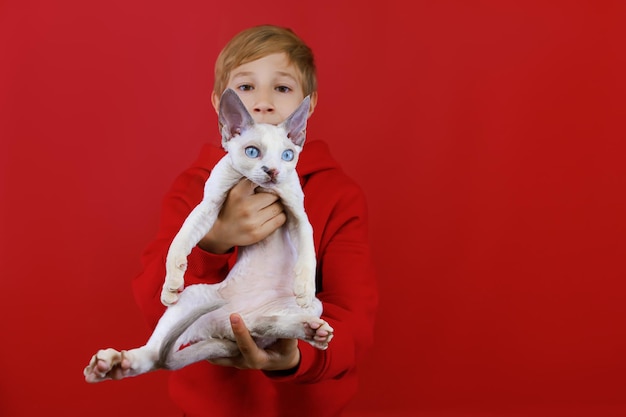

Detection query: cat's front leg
(161, 157), (242, 306)
(161, 256), (186, 306)
(260, 173), (315, 308)
(293, 227), (316, 308)
(280, 183), (317, 307)
(161, 202), (217, 306)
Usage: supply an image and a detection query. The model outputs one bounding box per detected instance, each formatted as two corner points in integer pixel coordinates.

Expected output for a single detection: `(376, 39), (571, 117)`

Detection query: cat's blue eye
(245, 147), (260, 158)
(282, 149), (294, 161)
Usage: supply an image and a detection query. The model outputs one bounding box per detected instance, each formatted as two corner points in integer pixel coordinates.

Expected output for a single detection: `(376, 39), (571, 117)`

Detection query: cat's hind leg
(85, 284), (225, 382)
(83, 346), (159, 383)
(83, 305), (193, 383)
(161, 338), (239, 370)
(249, 314), (334, 350)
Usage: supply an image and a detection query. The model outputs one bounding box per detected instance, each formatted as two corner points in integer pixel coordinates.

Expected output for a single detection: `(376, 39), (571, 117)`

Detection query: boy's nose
(253, 89), (274, 114)
(253, 102), (274, 114)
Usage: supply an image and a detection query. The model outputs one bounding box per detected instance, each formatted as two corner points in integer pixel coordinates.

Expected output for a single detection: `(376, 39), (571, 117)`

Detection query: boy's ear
(307, 91), (318, 117)
(211, 91), (220, 115)
(218, 89), (255, 141)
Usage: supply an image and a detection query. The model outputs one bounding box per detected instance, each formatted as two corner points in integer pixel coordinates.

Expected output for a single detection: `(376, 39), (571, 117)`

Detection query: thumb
(230, 314), (258, 358)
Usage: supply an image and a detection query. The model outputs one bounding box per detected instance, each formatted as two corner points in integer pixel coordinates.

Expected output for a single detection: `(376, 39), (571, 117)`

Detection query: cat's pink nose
(262, 166), (279, 181)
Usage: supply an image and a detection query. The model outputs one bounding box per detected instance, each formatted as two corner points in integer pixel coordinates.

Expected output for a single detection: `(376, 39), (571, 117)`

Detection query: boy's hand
(198, 179), (286, 254)
(207, 314), (301, 372)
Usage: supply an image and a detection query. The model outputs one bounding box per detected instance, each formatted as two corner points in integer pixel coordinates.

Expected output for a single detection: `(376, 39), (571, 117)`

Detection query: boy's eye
(245, 146), (260, 158)
(281, 149), (294, 161)
(238, 84), (253, 92)
(276, 86), (291, 93)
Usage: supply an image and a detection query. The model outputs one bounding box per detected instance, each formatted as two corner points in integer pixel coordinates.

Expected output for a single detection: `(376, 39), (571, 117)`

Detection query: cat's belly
(224, 227), (298, 289)
(182, 227), (313, 341)
(218, 275), (298, 312)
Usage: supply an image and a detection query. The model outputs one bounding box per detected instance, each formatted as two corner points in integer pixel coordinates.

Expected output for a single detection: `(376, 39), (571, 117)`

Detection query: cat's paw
(295, 290), (314, 308)
(161, 283), (181, 306)
(83, 348), (131, 383)
(161, 264), (186, 306)
(304, 318), (334, 350)
(294, 264), (315, 308)
(294, 273), (315, 307)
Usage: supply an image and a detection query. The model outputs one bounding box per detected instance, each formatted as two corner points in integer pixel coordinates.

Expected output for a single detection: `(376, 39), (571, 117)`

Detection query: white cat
(84, 89), (334, 382)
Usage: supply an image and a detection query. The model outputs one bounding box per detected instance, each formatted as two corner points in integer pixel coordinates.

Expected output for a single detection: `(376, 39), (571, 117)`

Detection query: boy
(131, 25), (377, 416)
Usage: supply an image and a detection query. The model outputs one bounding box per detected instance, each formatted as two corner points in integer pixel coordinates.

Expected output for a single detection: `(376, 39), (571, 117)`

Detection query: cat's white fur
(84, 89), (333, 382)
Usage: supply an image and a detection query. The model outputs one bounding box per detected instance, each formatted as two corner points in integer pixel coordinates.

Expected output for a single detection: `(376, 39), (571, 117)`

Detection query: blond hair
(213, 25), (317, 97)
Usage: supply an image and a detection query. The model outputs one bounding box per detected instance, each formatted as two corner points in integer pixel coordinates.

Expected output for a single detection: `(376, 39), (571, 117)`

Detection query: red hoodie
(132, 140), (378, 417)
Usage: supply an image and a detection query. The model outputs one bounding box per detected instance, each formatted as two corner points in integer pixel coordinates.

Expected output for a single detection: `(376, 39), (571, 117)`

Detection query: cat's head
(217, 88), (310, 188)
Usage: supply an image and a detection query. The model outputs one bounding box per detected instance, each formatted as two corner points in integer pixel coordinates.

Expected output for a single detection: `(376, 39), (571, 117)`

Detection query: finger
(261, 211), (286, 231)
(251, 191), (281, 212)
(259, 199), (284, 220)
(207, 356), (239, 368)
(233, 179), (281, 214)
(230, 178), (258, 199)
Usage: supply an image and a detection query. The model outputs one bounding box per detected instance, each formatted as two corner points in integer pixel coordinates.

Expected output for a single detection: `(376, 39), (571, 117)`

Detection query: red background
(1, 1), (625, 416)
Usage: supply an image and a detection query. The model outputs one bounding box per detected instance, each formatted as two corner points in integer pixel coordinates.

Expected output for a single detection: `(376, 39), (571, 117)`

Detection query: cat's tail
(155, 302), (227, 370)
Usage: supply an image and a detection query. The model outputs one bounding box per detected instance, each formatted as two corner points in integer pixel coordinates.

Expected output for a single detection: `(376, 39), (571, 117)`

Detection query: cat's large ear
(281, 95), (311, 147)
(218, 88), (255, 142)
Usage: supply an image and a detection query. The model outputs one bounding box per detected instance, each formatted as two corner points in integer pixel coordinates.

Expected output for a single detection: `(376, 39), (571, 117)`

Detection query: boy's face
(212, 52), (317, 126)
